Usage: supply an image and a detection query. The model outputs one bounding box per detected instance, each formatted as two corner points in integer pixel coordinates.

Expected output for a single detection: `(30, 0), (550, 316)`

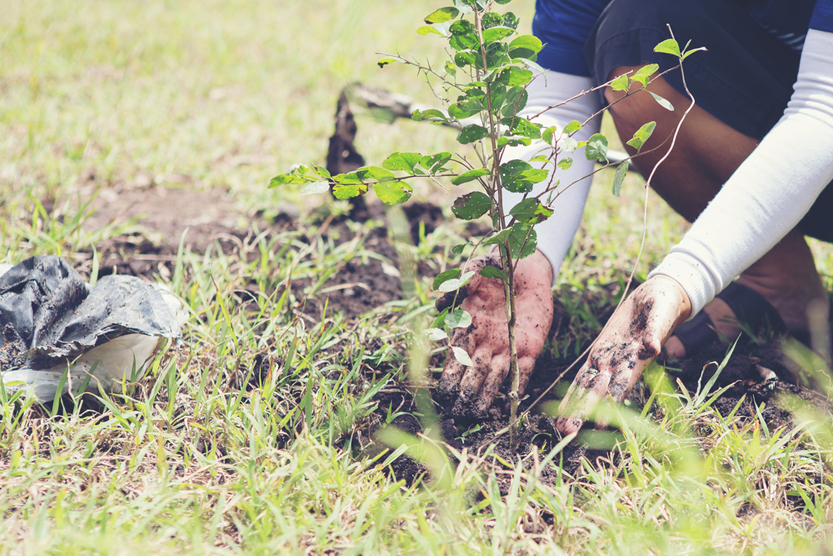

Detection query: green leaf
(457, 124), (490, 144)
(482, 27), (514, 44)
(373, 180), (412, 204)
(433, 269), (461, 290)
(423, 328), (448, 342)
(649, 91), (675, 111)
(626, 121), (656, 151)
(446, 309), (472, 329)
(438, 270), (475, 293)
(383, 152), (423, 173)
(563, 120), (582, 134)
(483, 228), (511, 246)
(417, 25), (446, 36)
(332, 180), (367, 200)
(450, 242), (470, 256)
(654, 38), (681, 58)
(420, 152), (452, 173)
(497, 136), (531, 148)
(454, 51), (477, 68)
(508, 223), (537, 259)
(557, 157), (573, 170)
(451, 168), (489, 185)
(610, 74), (629, 92)
(300, 181), (330, 195)
(493, 66), (533, 87)
(612, 162), (627, 197)
(451, 191), (492, 220)
(509, 118), (541, 139)
(269, 174), (299, 188)
(479, 266), (507, 281)
(424, 7), (459, 23)
(529, 155), (552, 165)
(377, 55), (406, 68)
(584, 133), (609, 162)
(630, 64), (659, 87)
(507, 35), (543, 59)
(451, 346), (473, 367)
(445, 61), (457, 76)
(510, 198), (553, 224)
(500, 160), (548, 193)
(412, 108), (448, 122)
(356, 165), (395, 182)
(499, 86), (527, 117)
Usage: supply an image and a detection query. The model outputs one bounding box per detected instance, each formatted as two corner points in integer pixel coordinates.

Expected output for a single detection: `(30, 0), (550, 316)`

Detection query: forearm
(501, 70), (602, 283)
(650, 29), (833, 316)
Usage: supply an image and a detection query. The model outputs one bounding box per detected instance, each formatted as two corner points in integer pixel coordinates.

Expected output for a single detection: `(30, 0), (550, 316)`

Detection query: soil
(72, 183), (833, 488)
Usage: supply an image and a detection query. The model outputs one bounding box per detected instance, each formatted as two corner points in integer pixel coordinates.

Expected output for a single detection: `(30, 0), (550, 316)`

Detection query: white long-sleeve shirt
(512, 29), (833, 318)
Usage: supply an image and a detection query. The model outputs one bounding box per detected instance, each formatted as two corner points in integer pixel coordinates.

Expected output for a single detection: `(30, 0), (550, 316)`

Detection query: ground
(3, 1), (833, 554)
(74, 183), (833, 487)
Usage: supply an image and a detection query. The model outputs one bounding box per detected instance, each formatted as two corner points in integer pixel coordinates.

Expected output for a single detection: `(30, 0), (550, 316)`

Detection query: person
(438, 0), (833, 434)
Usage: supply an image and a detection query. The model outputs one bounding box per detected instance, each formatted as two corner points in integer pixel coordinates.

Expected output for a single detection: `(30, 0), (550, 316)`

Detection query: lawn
(1, 1), (833, 554)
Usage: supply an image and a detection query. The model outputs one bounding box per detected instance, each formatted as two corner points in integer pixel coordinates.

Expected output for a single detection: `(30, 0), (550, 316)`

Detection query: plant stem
(473, 4), (521, 449)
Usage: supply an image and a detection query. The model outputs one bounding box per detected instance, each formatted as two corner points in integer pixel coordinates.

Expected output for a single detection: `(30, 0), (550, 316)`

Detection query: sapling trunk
(473, 5), (522, 449)
(498, 244), (521, 449)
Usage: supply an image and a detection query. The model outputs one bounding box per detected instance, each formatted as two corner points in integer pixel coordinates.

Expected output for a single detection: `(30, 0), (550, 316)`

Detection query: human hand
(555, 275), (692, 435)
(437, 250), (554, 418)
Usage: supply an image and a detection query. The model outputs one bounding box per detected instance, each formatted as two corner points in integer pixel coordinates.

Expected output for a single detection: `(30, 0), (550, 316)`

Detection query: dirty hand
(437, 250), (554, 418)
(555, 275), (692, 435)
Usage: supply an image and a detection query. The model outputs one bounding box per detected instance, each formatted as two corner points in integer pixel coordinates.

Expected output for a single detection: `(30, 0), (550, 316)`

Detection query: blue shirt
(533, 0), (833, 77)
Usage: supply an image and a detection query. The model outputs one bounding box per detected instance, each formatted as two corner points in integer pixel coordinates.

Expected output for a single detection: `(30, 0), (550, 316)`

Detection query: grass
(2, 0), (833, 554)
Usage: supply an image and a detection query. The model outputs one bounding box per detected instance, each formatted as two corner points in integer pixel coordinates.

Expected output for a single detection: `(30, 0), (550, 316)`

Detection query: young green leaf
(417, 24), (447, 37)
(452, 346), (473, 367)
(457, 124), (490, 144)
(424, 6), (459, 23)
(510, 198), (553, 224)
(451, 242), (471, 256)
(654, 38), (681, 58)
(357, 166), (395, 182)
(649, 91), (675, 111)
(508, 223), (538, 259)
(412, 108), (448, 122)
(377, 55), (406, 68)
(433, 268), (461, 290)
(445, 308), (472, 328)
(507, 35), (543, 59)
(420, 152), (452, 173)
(630, 63), (659, 87)
(626, 121), (656, 151)
(383, 152), (423, 173)
(612, 162), (627, 197)
(610, 74), (629, 92)
(373, 180), (412, 204)
(438, 270), (475, 293)
(451, 192), (492, 220)
(482, 26), (514, 44)
(332, 180), (367, 199)
(479, 266), (507, 281)
(557, 157), (573, 170)
(483, 228), (511, 246)
(500, 160), (548, 193)
(584, 133), (609, 162)
(423, 328), (449, 342)
(451, 168), (489, 185)
(563, 120), (582, 134)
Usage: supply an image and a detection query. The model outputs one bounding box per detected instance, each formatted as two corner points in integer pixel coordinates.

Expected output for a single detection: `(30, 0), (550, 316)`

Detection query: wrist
(649, 274), (692, 325)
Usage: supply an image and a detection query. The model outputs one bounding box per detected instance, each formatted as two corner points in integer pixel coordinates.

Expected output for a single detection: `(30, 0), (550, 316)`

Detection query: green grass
(3, 0), (833, 554)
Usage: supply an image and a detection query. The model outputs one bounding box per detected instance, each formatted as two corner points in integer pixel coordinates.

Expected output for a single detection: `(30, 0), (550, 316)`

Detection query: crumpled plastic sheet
(0, 256), (185, 402)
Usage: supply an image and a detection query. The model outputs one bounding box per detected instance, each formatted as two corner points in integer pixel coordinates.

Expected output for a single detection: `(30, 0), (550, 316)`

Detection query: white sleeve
(649, 29), (833, 316)
(501, 70), (602, 284)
